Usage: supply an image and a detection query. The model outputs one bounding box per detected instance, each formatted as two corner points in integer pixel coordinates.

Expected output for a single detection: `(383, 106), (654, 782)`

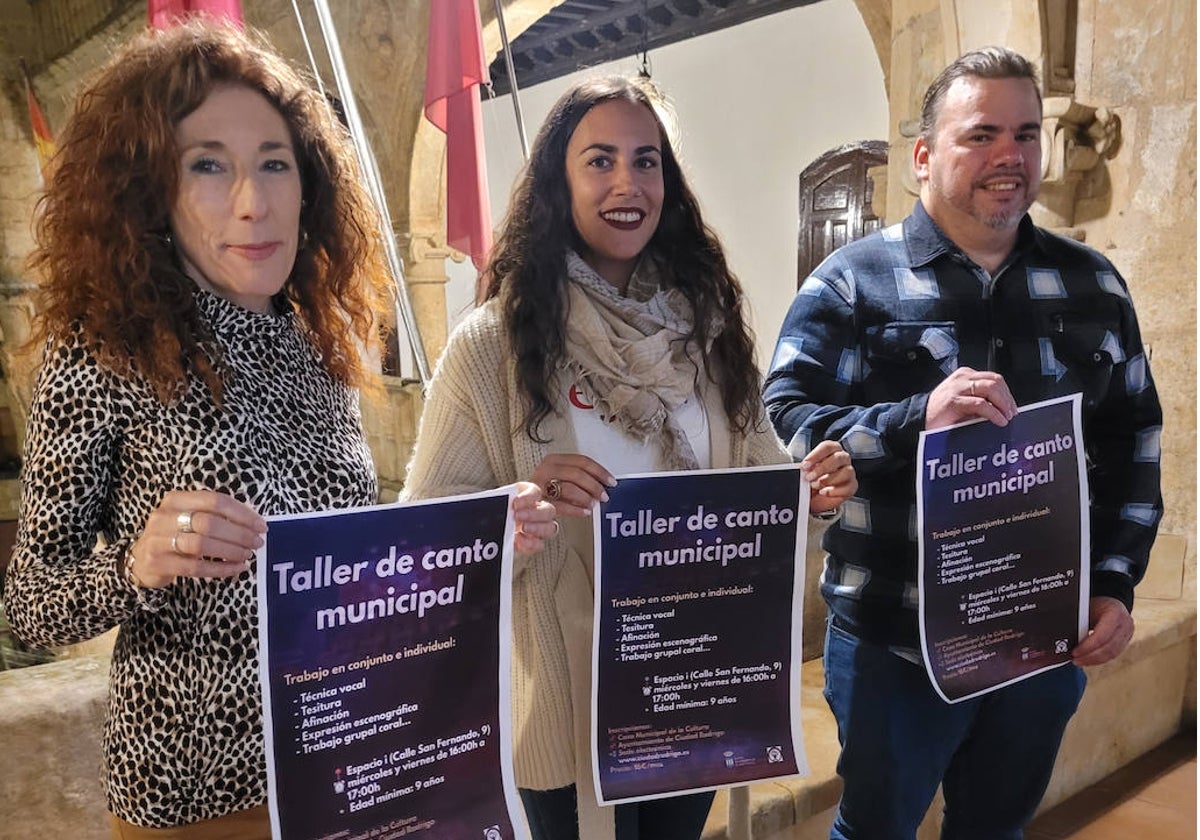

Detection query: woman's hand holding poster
(257, 488), (528, 840)
(591, 464), (809, 804)
(917, 394), (1089, 703)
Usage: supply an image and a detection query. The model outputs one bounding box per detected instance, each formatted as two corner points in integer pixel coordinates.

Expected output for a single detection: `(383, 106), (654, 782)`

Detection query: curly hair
(485, 76), (762, 441)
(29, 20), (392, 402)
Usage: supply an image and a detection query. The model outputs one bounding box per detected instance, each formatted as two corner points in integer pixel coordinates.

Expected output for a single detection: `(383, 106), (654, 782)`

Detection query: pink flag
(424, 0), (494, 291)
(148, 0), (243, 30)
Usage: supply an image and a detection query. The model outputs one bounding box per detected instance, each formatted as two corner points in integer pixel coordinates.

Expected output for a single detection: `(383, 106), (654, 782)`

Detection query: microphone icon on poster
(332, 767), (345, 794)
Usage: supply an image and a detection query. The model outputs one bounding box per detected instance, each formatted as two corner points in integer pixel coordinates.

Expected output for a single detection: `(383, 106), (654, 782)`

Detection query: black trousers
(519, 785), (715, 840)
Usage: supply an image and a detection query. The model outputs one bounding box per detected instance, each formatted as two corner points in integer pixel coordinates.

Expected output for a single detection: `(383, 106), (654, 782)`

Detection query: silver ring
(171, 532), (185, 556)
(546, 479), (562, 500)
(551, 520), (561, 537)
(970, 380), (977, 397)
(176, 510), (195, 534)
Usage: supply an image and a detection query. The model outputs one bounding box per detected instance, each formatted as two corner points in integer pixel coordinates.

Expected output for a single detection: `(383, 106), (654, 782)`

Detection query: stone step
(703, 596), (1196, 839)
(0, 599), (1191, 839)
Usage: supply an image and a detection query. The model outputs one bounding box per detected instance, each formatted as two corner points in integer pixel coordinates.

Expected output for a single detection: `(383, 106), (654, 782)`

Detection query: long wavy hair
(29, 21), (391, 403)
(485, 76), (762, 441)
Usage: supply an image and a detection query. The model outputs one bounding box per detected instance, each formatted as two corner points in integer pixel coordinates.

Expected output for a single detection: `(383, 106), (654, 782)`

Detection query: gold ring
(176, 510), (195, 534)
(970, 380), (977, 397)
(171, 532), (185, 556)
(546, 479), (562, 500)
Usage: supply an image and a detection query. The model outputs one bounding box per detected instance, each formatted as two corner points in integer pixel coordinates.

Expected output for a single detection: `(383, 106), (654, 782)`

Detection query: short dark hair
(919, 46), (1041, 141)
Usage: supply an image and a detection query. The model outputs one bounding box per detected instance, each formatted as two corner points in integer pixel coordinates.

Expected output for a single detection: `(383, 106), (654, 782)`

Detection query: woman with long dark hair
(404, 77), (855, 840)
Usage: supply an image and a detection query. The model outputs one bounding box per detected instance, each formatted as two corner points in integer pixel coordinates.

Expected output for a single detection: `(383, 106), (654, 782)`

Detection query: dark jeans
(823, 619), (1087, 840)
(519, 785), (714, 840)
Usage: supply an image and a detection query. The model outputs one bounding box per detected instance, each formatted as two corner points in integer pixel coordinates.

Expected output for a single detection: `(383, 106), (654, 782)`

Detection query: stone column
(401, 233), (453, 369)
(0, 289), (38, 445)
(885, 0), (944, 222)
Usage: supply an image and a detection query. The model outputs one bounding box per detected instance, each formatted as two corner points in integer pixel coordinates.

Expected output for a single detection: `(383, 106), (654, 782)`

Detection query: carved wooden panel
(797, 140), (888, 286)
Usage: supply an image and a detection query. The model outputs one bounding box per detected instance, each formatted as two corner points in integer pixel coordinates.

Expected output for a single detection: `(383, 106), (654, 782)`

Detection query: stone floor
(759, 733), (1196, 840)
(1026, 733), (1196, 840)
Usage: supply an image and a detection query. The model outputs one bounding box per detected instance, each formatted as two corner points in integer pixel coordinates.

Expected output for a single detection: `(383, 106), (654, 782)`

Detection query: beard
(972, 173), (1034, 229)
(929, 178), (1033, 232)
(982, 207), (1026, 229)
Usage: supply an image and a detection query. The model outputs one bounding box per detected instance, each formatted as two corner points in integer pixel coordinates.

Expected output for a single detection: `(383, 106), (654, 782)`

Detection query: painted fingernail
(600, 491), (610, 503)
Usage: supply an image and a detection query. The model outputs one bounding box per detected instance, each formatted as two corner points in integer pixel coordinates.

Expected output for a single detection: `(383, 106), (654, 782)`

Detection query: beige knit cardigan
(401, 300), (790, 839)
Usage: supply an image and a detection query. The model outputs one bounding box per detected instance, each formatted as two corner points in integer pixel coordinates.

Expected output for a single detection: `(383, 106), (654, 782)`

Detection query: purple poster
(591, 465), (808, 805)
(917, 394), (1089, 703)
(257, 488), (528, 840)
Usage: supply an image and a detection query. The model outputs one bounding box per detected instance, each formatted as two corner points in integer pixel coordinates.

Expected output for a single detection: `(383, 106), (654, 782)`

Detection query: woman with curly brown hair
(2, 20), (558, 839)
(403, 76), (856, 840)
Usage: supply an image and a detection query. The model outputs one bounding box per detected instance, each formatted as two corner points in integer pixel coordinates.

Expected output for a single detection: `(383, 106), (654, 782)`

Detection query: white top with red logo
(565, 379), (710, 476)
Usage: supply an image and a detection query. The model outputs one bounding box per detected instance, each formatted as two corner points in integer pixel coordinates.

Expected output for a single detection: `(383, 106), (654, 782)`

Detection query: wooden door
(797, 140), (888, 285)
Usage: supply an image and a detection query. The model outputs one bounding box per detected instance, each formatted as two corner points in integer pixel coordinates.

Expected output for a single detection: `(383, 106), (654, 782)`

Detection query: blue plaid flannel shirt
(764, 201), (1163, 648)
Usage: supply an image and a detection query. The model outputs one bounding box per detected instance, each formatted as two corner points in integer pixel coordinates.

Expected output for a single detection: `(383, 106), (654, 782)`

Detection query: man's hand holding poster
(591, 464), (809, 804)
(257, 488), (528, 840)
(917, 394), (1089, 703)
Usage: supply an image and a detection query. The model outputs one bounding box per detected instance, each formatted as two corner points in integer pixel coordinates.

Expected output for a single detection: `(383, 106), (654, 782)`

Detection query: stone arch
(851, 0), (892, 87)
(406, 0), (564, 253)
(404, 0), (561, 363)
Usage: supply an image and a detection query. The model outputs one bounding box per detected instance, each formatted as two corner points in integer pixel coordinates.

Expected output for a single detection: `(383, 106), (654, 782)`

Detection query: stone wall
(1072, 0), (1196, 542)
(0, 1), (1193, 836)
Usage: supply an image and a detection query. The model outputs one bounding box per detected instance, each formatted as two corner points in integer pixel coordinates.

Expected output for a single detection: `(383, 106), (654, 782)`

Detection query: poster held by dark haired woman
(591, 465), (809, 804)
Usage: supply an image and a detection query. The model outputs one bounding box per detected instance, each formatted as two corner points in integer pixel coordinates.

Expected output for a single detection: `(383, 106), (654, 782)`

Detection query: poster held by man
(918, 394), (1089, 702)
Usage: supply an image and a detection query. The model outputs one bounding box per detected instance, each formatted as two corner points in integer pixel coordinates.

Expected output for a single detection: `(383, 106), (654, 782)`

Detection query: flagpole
(492, 0), (529, 160)
(309, 0), (432, 384)
(288, 0), (327, 102)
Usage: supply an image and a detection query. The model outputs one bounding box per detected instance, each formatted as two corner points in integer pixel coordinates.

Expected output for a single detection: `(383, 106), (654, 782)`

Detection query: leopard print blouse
(3, 287), (377, 827)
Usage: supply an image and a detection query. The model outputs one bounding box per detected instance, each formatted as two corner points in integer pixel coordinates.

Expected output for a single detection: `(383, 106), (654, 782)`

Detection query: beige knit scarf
(563, 250), (710, 471)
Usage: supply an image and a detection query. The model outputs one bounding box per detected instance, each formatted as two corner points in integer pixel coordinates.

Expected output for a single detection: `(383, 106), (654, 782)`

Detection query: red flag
(148, 0), (243, 30)
(20, 61), (55, 185)
(424, 0), (494, 292)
